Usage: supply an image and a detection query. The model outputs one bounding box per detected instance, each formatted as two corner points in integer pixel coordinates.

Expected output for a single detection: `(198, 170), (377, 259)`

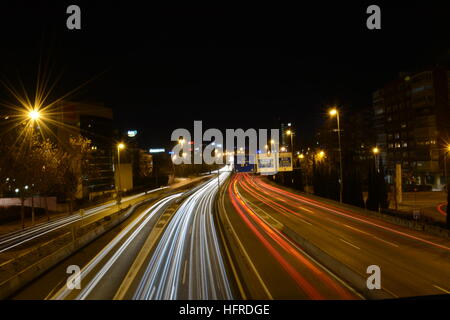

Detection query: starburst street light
(28, 109), (41, 121)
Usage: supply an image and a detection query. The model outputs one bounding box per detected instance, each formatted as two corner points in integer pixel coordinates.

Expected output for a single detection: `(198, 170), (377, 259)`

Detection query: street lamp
(116, 143), (125, 203)
(286, 129), (294, 153)
(28, 109), (41, 121)
(317, 150), (325, 160)
(329, 108), (343, 203)
(373, 147), (380, 172)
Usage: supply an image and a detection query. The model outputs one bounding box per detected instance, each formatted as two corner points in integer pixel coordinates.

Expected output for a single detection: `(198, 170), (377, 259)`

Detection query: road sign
(235, 154), (255, 173)
(278, 152), (293, 172)
(256, 153), (277, 175)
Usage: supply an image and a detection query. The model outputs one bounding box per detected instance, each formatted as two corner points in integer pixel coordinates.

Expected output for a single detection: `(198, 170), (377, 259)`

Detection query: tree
(366, 164), (379, 211)
(343, 169), (365, 208)
(366, 158), (389, 212)
(58, 135), (98, 214)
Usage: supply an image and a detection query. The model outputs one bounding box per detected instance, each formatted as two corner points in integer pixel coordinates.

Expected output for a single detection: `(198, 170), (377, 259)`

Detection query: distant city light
(149, 148), (165, 153)
(127, 130), (138, 137)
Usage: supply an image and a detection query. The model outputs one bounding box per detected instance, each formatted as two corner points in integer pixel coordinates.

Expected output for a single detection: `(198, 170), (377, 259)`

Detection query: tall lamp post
(116, 143), (125, 203)
(286, 130), (294, 153)
(27, 109), (41, 226)
(373, 147), (380, 173)
(329, 108), (343, 203)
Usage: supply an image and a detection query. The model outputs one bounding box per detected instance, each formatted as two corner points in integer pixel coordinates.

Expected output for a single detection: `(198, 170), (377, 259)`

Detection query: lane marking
(372, 236), (399, 248)
(182, 260), (188, 285)
(433, 285), (450, 294)
(222, 183), (273, 299)
(339, 238), (361, 250)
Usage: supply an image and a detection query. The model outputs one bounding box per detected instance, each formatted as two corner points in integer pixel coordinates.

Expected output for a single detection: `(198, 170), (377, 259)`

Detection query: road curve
(133, 166), (234, 300)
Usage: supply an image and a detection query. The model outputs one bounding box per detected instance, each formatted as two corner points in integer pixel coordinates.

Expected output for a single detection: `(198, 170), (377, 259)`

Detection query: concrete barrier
(0, 198), (155, 300)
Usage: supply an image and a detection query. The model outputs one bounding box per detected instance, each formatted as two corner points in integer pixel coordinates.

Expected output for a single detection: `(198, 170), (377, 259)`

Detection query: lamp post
(286, 130), (294, 153)
(117, 143), (125, 203)
(373, 147), (380, 173)
(330, 108), (343, 203)
(27, 108), (41, 225)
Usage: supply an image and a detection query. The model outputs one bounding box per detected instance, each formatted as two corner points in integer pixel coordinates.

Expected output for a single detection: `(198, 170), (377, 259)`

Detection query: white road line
(339, 238), (361, 250)
(433, 285), (450, 294)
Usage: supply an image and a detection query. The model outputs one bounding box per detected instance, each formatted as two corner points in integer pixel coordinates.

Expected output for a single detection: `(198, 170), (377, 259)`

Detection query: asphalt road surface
(221, 173), (450, 298)
(131, 166), (234, 300)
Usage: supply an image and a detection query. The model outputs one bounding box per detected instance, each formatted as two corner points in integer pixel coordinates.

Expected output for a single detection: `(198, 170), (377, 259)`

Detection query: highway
(218, 173), (359, 299)
(50, 193), (182, 300)
(221, 173), (450, 298)
(131, 166), (233, 300)
(0, 187), (167, 253)
(49, 169), (233, 300)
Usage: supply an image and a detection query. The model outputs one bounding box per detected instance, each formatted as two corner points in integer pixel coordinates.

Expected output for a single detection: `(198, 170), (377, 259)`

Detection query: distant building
(55, 102), (115, 198)
(372, 67), (450, 189)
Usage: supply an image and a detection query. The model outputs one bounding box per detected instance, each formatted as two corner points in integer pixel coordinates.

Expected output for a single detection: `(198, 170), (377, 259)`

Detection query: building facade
(55, 102), (115, 198)
(373, 67), (450, 190)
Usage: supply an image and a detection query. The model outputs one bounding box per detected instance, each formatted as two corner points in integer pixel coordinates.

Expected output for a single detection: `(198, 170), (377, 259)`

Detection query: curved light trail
(0, 187), (167, 253)
(133, 166), (233, 300)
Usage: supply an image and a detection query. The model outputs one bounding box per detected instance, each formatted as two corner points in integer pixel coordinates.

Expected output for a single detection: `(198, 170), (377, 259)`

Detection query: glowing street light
(298, 154), (305, 159)
(28, 109), (41, 121)
(329, 107), (343, 203)
(373, 147), (380, 172)
(116, 143), (126, 203)
(286, 129), (294, 152)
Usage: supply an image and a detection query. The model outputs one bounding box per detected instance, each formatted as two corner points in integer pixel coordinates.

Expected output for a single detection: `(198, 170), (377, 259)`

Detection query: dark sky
(0, 1), (449, 149)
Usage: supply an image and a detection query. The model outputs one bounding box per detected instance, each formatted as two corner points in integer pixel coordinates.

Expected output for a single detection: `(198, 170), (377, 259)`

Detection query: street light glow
(298, 154), (305, 159)
(329, 108), (338, 116)
(286, 130), (292, 135)
(28, 109), (41, 121)
(373, 147), (380, 154)
(117, 143), (125, 150)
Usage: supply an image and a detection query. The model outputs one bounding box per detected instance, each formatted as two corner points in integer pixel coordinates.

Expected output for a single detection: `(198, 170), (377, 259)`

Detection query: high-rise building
(55, 101), (115, 198)
(372, 67), (450, 189)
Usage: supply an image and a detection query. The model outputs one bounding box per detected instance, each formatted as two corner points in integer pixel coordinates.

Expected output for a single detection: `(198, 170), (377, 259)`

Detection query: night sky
(0, 1), (449, 149)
